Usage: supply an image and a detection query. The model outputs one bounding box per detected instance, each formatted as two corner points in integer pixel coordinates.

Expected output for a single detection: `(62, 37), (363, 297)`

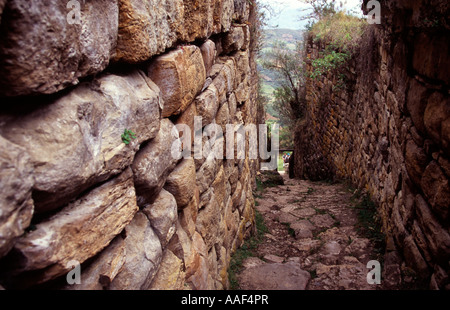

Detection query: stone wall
(0, 0), (260, 289)
(294, 0), (450, 289)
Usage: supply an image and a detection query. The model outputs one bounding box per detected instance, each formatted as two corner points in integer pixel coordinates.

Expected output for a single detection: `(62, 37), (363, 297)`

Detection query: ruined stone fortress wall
(295, 0), (450, 289)
(0, 0), (259, 289)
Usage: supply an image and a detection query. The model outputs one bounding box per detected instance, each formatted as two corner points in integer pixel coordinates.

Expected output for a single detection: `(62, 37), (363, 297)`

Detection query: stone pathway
(238, 171), (380, 290)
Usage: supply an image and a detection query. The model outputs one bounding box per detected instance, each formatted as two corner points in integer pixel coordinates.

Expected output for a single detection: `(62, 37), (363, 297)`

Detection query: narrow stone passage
(238, 172), (380, 290)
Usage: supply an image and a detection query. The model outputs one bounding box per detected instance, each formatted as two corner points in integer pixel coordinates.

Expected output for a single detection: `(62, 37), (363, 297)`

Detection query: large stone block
(65, 235), (126, 290)
(423, 91), (450, 152)
(0, 70), (161, 213)
(0, 0), (118, 96)
(149, 249), (186, 290)
(222, 26), (245, 54)
(0, 136), (34, 258)
(110, 212), (162, 290)
(200, 40), (217, 76)
(132, 119), (179, 206)
(196, 198), (223, 252)
(233, 0), (250, 23)
(214, 0), (234, 32)
(164, 158), (197, 208)
(405, 139), (428, 186)
(4, 168), (138, 287)
(183, 0), (215, 42)
(195, 84), (220, 126)
(412, 32), (450, 84)
(148, 45), (206, 117)
(196, 144), (223, 194)
(421, 161), (450, 220)
(415, 194), (450, 264)
(115, 0), (184, 63)
(406, 79), (430, 134)
(142, 189), (178, 249)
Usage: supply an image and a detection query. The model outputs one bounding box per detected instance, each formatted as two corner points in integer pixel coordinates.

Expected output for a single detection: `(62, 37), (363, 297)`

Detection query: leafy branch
(121, 129), (137, 145)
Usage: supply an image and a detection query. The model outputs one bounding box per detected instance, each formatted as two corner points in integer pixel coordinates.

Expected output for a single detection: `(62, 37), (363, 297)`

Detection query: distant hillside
(258, 28), (304, 120)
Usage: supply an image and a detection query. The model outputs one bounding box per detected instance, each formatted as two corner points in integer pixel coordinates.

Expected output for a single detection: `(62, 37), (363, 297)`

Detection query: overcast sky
(259, 0), (364, 29)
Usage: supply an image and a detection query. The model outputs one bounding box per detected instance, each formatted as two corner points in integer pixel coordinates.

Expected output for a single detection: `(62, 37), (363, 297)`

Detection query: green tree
(262, 40), (306, 126)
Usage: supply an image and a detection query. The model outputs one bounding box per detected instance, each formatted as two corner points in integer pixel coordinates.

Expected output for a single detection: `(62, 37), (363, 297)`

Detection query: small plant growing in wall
(121, 129), (137, 145)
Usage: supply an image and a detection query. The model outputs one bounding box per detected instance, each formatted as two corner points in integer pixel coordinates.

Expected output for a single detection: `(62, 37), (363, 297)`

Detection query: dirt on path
(237, 171), (383, 290)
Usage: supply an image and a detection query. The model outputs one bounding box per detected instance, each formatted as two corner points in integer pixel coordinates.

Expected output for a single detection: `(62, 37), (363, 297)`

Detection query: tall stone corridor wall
(295, 0), (450, 289)
(0, 0), (260, 289)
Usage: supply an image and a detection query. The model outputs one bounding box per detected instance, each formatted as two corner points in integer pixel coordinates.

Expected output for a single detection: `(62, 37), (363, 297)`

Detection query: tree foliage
(262, 41), (306, 127)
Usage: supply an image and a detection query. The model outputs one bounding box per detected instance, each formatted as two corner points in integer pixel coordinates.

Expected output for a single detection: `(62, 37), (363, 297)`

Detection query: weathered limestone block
(149, 249), (186, 290)
(0, 137), (34, 258)
(234, 51), (250, 84)
(412, 32), (450, 84)
(115, 0), (184, 63)
(233, 0), (250, 23)
(217, 245), (230, 289)
(210, 60), (237, 104)
(142, 189), (178, 248)
(176, 101), (197, 146)
(65, 235), (126, 290)
(200, 40), (217, 76)
(164, 158), (197, 208)
(405, 139), (427, 186)
(403, 235), (429, 276)
(168, 221), (209, 289)
(411, 220), (432, 263)
(423, 91), (450, 151)
(110, 212), (162, 290)
(421, 161), (450, 220)
(214, 0), (234, 32)
(0, 70), (161, 213)
(195, 83), (220, 126)
(7, 168), (138, 286)
(222, 26), (245, 54)
(415, 194), (450, 262)
(196, 145), (223, 194)
(132, 119), (179, 207)
(228, 92), (238, 121)
(216, 101), (231, 135)
(179, 188), (200, 237)
(0, 0), (119, 96)
(148, 45), (206, 117)
(183, 0), (215, 42)
(242, 24), (251, 50)
(406, 79), (429, 134)
(212, 165), (226, 206)
(196, 198), (225, 252)
(186, 232), (213, 290)
(231, 181), (243, 211)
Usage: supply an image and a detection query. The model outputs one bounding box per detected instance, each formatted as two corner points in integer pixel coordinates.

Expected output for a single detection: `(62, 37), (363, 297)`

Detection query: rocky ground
(237, 171), (385, 290)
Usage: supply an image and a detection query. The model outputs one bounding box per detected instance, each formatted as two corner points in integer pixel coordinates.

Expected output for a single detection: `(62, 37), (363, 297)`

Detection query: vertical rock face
(0, 70), (161, 213)
(4, 168), (138, 288)
(0, 0), (260, 290)
(296, 0), (450, 289)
